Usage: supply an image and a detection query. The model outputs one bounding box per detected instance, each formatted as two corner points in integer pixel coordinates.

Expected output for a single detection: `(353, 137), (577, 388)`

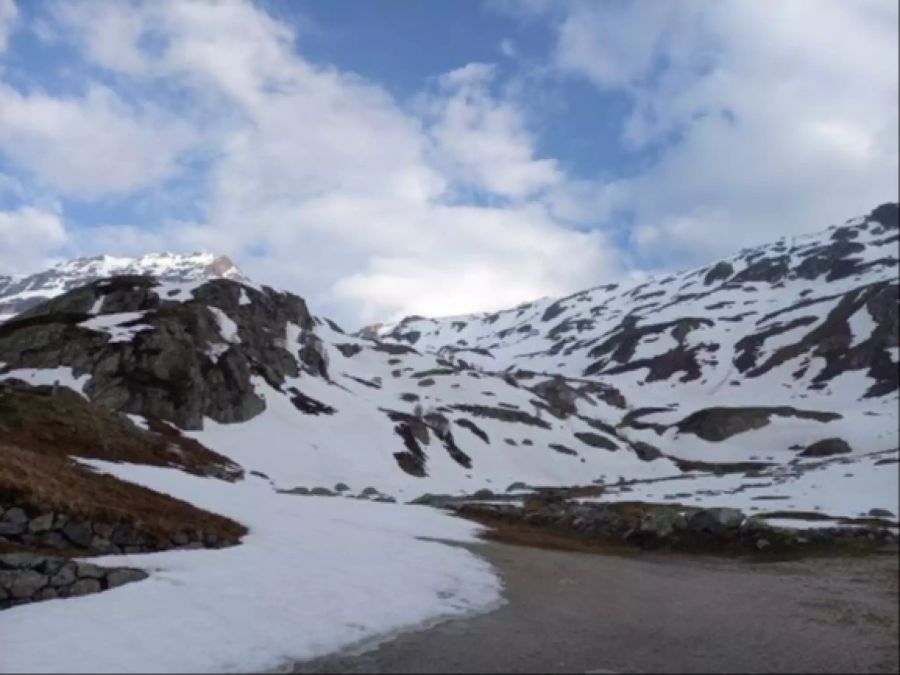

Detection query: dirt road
(289, 543), (899, 674)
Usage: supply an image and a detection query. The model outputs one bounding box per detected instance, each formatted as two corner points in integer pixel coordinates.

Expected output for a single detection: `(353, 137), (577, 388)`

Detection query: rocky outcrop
(452, 498), (898, 556)
(0, 553), (147, 609)
(674, 406), (841, 442)
(0, 277), (313, 429)
(799, 438), (853, 457)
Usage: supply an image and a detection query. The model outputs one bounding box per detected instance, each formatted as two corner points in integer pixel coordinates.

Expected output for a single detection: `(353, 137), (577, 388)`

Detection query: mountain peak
(0, 251), (244, 323)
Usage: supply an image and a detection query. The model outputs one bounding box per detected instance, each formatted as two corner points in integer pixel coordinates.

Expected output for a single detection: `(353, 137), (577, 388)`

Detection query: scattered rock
(106, 568), (148, 589)
(62, 520), (94, 548)
(67, 579), (102, 597)
(687, 508), (745, 535)
(799, 438), (852, 457)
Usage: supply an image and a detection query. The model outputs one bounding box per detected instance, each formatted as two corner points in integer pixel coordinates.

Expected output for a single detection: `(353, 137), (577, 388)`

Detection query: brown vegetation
(0, 443), (246, 551)
(0, 382), (242, 480)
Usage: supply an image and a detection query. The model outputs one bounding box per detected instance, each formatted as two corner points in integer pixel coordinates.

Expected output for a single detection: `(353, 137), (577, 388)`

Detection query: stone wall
(0, 553), (147, 609)
(0, 502), (225, 555)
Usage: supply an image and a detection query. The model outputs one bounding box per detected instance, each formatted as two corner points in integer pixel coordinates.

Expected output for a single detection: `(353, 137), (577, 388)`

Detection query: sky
(0, 0), (897, 327)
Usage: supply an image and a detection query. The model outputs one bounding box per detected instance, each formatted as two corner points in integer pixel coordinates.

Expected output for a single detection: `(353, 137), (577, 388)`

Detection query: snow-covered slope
(0, 204), (897, 672)
(0, 252), (242, 323)
(0, 203), (897, 519)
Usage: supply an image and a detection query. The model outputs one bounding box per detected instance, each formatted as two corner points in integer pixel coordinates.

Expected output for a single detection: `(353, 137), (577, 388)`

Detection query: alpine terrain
(1, 203), (897, 672)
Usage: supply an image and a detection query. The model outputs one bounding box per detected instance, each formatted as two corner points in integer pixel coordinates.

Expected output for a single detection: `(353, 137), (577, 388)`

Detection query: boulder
(639, 508), (687, 539)
(50, 564), (77, 587)
(28, 513), (55, 533)
(67, 579), (102, 597)
(62, 520), (94, 548)
(0, 569), (47, 599)
(687, 508), (745, 535)
(799, 438), (852, 457)
(106, 568), (148, 589)
(1, 507), (28, 524)
(74, 563), (106, 580)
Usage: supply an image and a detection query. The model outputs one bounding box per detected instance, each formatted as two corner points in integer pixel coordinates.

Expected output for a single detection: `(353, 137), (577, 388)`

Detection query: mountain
(0, 253), (242, 324)
(0, 204), (897, 514)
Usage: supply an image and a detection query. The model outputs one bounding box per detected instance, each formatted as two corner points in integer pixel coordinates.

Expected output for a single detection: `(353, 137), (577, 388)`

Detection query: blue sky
(0, 0), (897, 325)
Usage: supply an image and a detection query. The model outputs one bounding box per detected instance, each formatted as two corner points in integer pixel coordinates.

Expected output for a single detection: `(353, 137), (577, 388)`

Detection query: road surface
(288, 543), (899, 674)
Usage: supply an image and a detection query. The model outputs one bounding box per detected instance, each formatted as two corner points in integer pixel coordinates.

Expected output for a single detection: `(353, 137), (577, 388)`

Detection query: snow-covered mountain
(0, 204), (897, 517)
(0, 253), (242, 323)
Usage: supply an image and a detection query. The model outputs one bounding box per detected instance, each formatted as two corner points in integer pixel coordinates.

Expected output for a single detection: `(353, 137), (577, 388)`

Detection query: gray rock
(472, 489), (495, 499)
(89, 536), (117, 555)
(74, 563), (106, 580)
(0, 553), (46, 570)
(333, 483), (351, 493)
(50, 564), (77, 587)
(92, 522), (115, 539)
(359, 487), (380, 497)
(688, 508), (745, 534)
(279, 486), (310, 496)
(36, 586), (59, 601)
(756, 538), (771, 551)
(868, 508), (895, 518)
(111, 524), (142, 547)
(67, 579), (102, 597)
(106, 568), (148, 589)
(309, 487), (335, 497)
(0, 521), (26, 536)
(799, 438), (852, 457)
(176, 542), (204, 550)
(1, 507), (27, 524)
(172, 532), (190, 546)
(40, 531), (70, 550)
(1, 570), (47, 598)
(62, 520), (94, 548)
(28, 513), (55, 533)
(639, 509), (686, 539)
(631, 441), (663, 462)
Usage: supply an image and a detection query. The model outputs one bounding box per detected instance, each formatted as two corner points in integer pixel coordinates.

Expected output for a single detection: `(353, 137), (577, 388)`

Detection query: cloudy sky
(0, 0), (897, 326)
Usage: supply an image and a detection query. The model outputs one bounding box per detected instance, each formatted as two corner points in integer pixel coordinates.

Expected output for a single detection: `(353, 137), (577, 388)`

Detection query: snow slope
(0, 203), (897, 673)
(0, 463), (500, 673)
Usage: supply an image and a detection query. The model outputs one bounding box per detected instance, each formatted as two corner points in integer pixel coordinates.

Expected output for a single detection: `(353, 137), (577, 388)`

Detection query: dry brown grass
(456, 511), (640, 557)
(0, 443), (246, 548)
(0, 384), (241, 480)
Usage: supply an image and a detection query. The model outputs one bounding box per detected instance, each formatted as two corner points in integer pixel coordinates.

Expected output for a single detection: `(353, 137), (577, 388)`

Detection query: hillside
(0, 203), (896, 518)
(0, 202), (897, 671)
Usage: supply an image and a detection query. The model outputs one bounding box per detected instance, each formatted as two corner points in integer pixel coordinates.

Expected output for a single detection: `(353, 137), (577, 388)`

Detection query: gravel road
(289, 543), (899, 674)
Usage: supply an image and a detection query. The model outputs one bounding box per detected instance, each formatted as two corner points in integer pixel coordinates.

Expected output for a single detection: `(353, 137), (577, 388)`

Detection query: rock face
(0, 277), (313, 429)
(377, 203), (898, 400)
(0, 202), (896, 502)
(674, 406), (842, 442)
(0, 554), (147, 609)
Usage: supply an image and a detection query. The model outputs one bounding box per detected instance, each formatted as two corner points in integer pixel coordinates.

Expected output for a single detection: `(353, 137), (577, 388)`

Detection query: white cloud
(548, 0), (899, 265)
(3, 0), (895, 327)
(0, 205), (67, 273)
(42, 0), (608, 325)
(424, 63), (563, 201)
(0, 0), (17, 53)
(0, 83), (197, 198)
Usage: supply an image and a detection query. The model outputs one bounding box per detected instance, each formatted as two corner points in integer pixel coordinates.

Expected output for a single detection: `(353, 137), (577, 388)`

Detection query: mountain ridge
(0, 202), (896, 518)
(0, 252), (243, 323)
